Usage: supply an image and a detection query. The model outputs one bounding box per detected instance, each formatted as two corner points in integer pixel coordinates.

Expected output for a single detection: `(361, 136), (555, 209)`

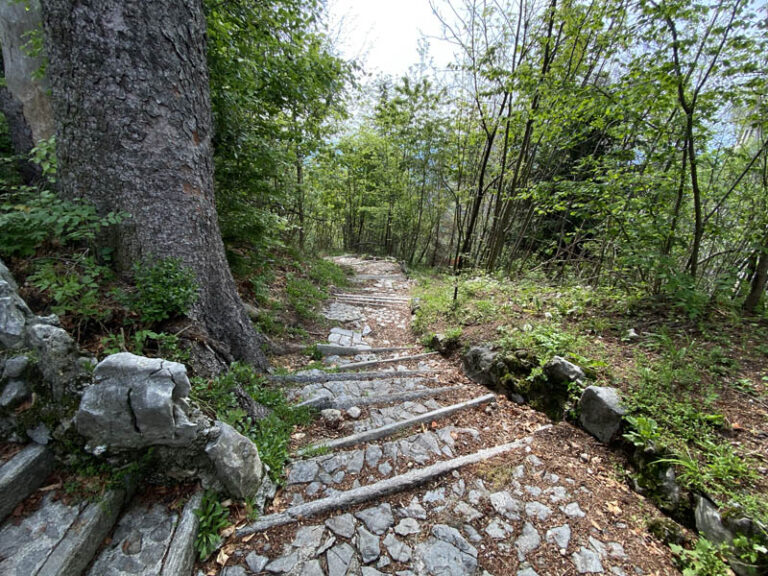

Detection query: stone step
(268, 369), (428, 384)
(238, 429), (550, 535)
(0, 484), (131, 576)
(333, 293), (410, 302)
(316, 344), (413, 357)
(335, 352), (439, 372)
(87, 490), (202, 576)
(0, 444), (54, 522)
(303, 394), (497, 453)
(296, 385), (464, 410)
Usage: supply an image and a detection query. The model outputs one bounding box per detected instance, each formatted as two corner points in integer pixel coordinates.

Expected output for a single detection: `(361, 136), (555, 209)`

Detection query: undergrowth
(191, 363), (313, 482)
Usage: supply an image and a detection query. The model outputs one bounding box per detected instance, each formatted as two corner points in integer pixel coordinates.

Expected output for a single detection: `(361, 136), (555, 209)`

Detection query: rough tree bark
(39, 0), (268, 370)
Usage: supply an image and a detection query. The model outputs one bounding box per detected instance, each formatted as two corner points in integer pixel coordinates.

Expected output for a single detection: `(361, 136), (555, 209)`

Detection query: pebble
(347, 406), (362, 419)
(525, 501), (552, 521)
(454, 501), (483, 522)
(490, 491), (522, 520)
(562, 502), (587, 518)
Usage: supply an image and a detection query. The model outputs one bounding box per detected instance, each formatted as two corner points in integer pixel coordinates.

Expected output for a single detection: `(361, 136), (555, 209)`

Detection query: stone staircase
(0, 444), (202, 575)
(221, 257), (560, 576)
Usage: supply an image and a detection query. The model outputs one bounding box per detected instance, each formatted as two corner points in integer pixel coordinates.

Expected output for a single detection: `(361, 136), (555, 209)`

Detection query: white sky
(326, 0), (456, 77)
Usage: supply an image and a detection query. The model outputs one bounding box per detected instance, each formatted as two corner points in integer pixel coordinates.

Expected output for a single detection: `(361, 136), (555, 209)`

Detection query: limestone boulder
(205, 421), (264, 500)
(76, 353), (198, 449)
(543, 356), (585, 384)
(578, 386), (626, 443)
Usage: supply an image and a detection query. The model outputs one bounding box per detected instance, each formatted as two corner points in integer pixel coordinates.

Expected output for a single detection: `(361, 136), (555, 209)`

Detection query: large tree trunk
(40, 0), (268, 369)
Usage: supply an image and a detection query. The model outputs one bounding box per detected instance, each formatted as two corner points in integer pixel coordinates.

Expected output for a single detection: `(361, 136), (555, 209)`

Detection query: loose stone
(490, 491), (522, 520)
(546, 525), (572, 550)
(355, 503), (394, 535)
(515, 522), (541, 560)
(383, 533), (412, 563)
(325, 514), (356, 539)
(357, 526), (381, 564)
(562, 502), (586, 518)
(245, 552), (269, 573)
(395, 518), (421, 536)
(327, 543), (355, 576)
(572, 547), (604, 573)
(265, 552), (299, 573)
(525, 501), (552, 521)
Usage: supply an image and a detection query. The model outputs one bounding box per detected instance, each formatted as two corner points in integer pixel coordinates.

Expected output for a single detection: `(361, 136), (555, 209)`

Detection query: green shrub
(131, 258), (198, 324)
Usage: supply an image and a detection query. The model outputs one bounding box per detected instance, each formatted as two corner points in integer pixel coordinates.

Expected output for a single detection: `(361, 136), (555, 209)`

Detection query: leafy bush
(28, 253), (115, 329)
(100, 330), (189, 364)
(670, 539), (731, 576)
(0, 189), (123, 259)
(131, 258), (198, 324)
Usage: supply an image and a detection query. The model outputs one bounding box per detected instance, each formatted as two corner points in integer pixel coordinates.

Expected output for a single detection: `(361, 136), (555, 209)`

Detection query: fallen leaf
(216, 549), (229, 566)
(221, 526), (235, 539)
(242, 533), (255, 543)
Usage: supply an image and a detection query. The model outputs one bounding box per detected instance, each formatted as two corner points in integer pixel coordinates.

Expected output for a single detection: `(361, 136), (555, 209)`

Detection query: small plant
(131, 258), (198, 324)
(623, 415), (662, 450)
(194, 489), (230, 561)
(670, 538), (731, 576)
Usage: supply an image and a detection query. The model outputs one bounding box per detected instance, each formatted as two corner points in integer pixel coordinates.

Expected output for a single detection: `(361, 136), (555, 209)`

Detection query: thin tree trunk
(41, 0), (267, 369)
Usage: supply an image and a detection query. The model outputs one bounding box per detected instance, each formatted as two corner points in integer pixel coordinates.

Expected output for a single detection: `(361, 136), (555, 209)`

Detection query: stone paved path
(217, 256), (679, 576)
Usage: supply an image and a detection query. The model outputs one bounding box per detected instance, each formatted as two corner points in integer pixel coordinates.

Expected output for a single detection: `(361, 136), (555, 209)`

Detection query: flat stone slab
(0, 444), (54, 521)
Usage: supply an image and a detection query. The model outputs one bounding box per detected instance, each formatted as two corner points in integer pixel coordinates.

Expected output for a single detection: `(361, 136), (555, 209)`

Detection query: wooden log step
(296, 385), (464, 410)
(301, 393), (497, 453)
(335, 352), (439, 372)
(236, 428), (551, 536)
(268, 369), (429, 384)
(316, 344), (414, 357)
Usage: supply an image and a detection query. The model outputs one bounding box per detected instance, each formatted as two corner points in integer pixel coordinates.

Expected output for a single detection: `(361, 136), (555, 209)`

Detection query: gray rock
(292, 525), (325, 550)
(589, 537), (608, 558)
(395, 518), (421, 536)
(572, 547), (604, 573)
(2, 356), (28, 379)
(397, 498), (427, 520)
(205, 421), (264, 500)
(414, 536), (477, 576)
(431, 525), (477, 558)
(25, 322), (81, 399)
(546, 524), (571, 550)
(265, 552), (299, 573)
(544, 356), (585, 384)
(0, 378), (30, 409)
(221, 567), (248, 576)
(423, 487), (445, 505)
(245, 552), (269, 573)
(518, 568), (540, 576)
(326, 513), (357, 539)
(0, 260), (17, 291)
(347, 406), (362, 419)
(490, 491), (522, 520)
(365, 445), (382, 468)
(485, 519), (511, 540)
(77, 353), (197, 449)
(0, 280), (29, 349)
(357, 526), (380, 564)
(525, 501), (552, 521)
(355, 504), (394, 535)
(383, 533), (412, 563)
(454, 501), (482, 522)
(321, 409), (343, 425)
(301, 559), (325, 576)
(463, 524), (482, 543)
(694, 495), (733, 546)
(347, 450), (365, 475)
(515, 522), (541, 560)
(362, 568), (385, 576)
(561, 502), (586, 518)
(326, 542), (355, 576)
(462, 346), (507, 388)
(26, 422), (50, 445)
(377, 461), (393, 476)
(289, 460), (319, 484)
(579, 387), (626, 443)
